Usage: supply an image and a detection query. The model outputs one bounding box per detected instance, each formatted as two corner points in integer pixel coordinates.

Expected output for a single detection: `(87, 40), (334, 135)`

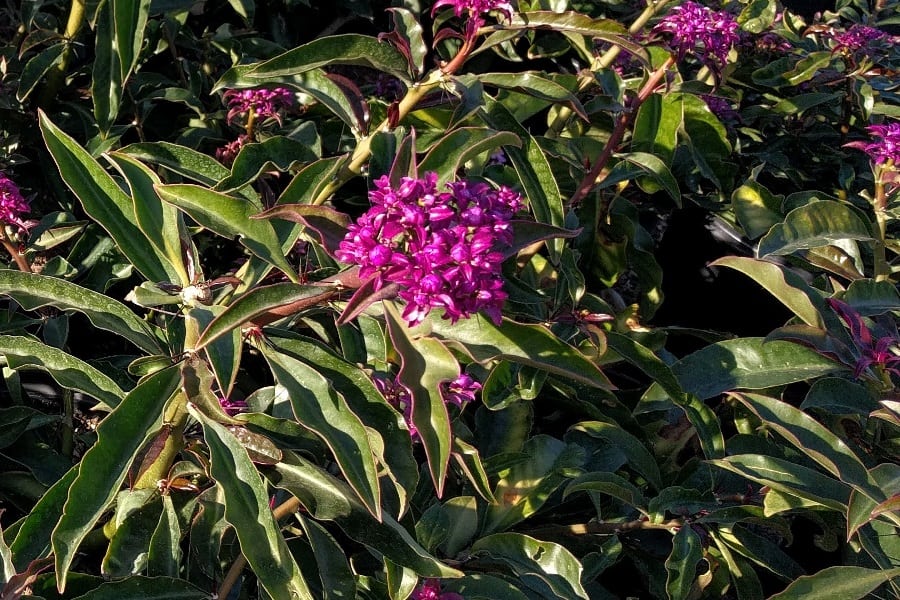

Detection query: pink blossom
(0, 173), (30, 232)
(431, 0), (513, 21)
(223, 87), (294, 126)
(652, 1), (739, 74)
(833, 24), (887, 53)
(861, 122), (900, 166)
(411, 578), (464, 600)
(442, 373), (482, 407)
(215, 134), (249, 166)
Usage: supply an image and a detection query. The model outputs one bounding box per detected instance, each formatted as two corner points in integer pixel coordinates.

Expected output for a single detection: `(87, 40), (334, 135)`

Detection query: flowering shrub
(1, 0), (900, 598)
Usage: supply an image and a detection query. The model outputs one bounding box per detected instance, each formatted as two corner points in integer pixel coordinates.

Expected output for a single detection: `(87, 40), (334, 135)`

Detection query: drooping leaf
(253, 204), (350, 256)
(192, 408), (313, 600)
(216, 136), (320, 193)
(418, 128), (521, 186)
(767, 566), (900, 600)
(69, 576), (209, 599)
(758, 201), (873, 258)
(119, 142), (231, 186)
(52, 366), (181, 591)
(665, 526), (702, 600)
(570, 421), (661, 491)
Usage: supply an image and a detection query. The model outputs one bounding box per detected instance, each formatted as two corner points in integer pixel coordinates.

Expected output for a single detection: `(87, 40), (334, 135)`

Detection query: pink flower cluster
(0, 173), (29, 232)
(411, 579), (463, 600)
(215, 134), (248, 166)
(375, 373), (481, 441)
(336, 172), (522, 326)
(431, 0), (513, 20)
(863, 122), (900, 166)
(223, 87), (293, 125)
(652, 1), (739, 73)
(833, 24), (888, 53)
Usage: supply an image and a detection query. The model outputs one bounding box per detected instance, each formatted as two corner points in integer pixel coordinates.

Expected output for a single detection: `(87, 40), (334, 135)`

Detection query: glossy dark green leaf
(187, 306), (241, 400)
(147, 495), (181, 577)
(642, 338), (843, 403)
(758, 201), (873, 258)
(731, 180), (783, 240)
(270, 458), (460, 577)
(70, 576), (210, 599)
(665, 525), (702, 600)
(17, 43), (65, 102)
(717, 524), (804, 581)
(0, 270), (162, 353)
(843, 279), (900, 315)
(570, 421), (661, 491)
(767, 566), (900, 600)
(277, 156), (348, 206)
(244, 34), (411, 83)
(480, 73), (588, 120)
(0, 335), (126, 409)
(102, 494), (163, 577)
(505, 11), (647, 63)
(384, 302), (456, 496)
(709, 531), (764, 600)
(418, 128), (521, 186)
(254, 205), (350, 256)
(298, 516), (356, 600)
(564, 471), (645, 510)
(800, 378), (880, 416)
(471, 533), (589, 600)
(386, 8), (426, 76)
(52, 366), (181, 591)
(710, 454), (850, 511)
(442, 573), (531, 600)
(481, 97), (565, 261)
(440, 496), (478, 556)
(155, 184), (298, 281)
(10, 467), (78, 571)
(451, 437), (495, 503)
(738, 0), (777, 32)
(616, 152), (681, 205)
(0, 406), (37, 450)
(428, 312), (613, 389)
(216, 137), (319, 193)
(119, 142), (231, 186)
(39, 111), (172, 283)
(259, 346), (382, 518)
(192, 409), (313, 599)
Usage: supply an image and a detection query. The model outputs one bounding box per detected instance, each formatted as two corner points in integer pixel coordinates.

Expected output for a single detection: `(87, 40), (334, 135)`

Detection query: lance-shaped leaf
(254, 204), (350, 256)
(470, 533), (589, 600)
(428, 312), (613, 389)
(758, 201), (873, 258)
(418, 128), (521, 186)
(10, 467), (78, 571)
(768, 566), (900, 600)
(570, 420), (661, 491)
(187, 306), (241, 400)
(270, 457), (460, 577)
(68, 576), (209, 599)
(843, 279), (900, 315)
(642, 338), (844, 404)
(297, 516), (357, 600)
(258, 346), (382, 519)
(0, 270), (162, 353)
(51, 366), (181, 591)
(481, 99), (565, 261)
(106, 152), (192, 287)
(192, 409), (313, 600)
(155, 184), (298, 282)
(666, 526), (702, 600)
(242, 34), (411, 83)
(0, 335), (126, 409)
(119, 142), (231, 186)
(384, 302), (457, 496)
(564, 472), (646, 510)
(39, 111), (173, 283)
(215, 136), (319, 193)
(479, 73), (588, 120)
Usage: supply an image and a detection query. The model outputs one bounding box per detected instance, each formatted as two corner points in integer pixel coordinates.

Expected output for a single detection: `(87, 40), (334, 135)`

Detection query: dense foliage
(0, 0), (899, 598)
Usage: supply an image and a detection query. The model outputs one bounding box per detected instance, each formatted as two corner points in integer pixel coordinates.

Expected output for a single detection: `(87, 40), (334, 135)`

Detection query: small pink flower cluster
(431, 0), (513, 20)
(215, 134), (249, 166)
(336, 172), (523, 326)
(375, 374), (481, 441)
(0, 173), (29, 232)
(863, 122), (900, 166)
(832, 24), (888, 53)
(217, 396), (249, 416)
(652, 1), (739, 73)
(411, 578), (463, 600)
(223, 87), (294, 126)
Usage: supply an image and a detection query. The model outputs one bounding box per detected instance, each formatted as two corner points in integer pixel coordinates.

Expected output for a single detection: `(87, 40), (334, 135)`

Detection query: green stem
(872, 165), (891, 282)
(1, 230), (31, 272)
(39, 0), (86, 107)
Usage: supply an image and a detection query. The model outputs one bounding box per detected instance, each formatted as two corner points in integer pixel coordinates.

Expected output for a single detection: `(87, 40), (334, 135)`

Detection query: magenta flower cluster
(863, 122), (900, 166)
(223, 87), (293, 125)
(0, 173), (29, 232)
(375, 373), (482, 441)
(336, 172), (522, 326)
(833, 24), (888, 53)
(411, 579), (463, 600)
(431, 0), (513, 21)
(215, 134), (249, 166)
(653, 1), (739, 72)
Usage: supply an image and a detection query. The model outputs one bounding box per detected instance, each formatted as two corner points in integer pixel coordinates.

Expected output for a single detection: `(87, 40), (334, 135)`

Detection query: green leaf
(738, 0), (776, 33)
(666, 526), (702, 600)
(270, 457), (460, 577)
(711, 257), (826, 327)
(758, 201), (873, 258)
(17, 43), (65, 102)
(192, 408), (314, 600)
(119, 142), (231, 186)
(386, 8), (426, 76)
(710, 454), (851, 511)
(479, 72), (588, 120)
(418, 128), (521, 187)
(259, 346), (382, 519)
(616, 152), (681, 205)
(481, 97), (566, 261)
(10, 467), (78, 571)
(277, 156), (350, 206)
(70, 576), (210, 599)
(215, 136), (319, 193)
(147, 495), (181, 577)
(106, 152), (191, 287)
(731, 180), (783, 240)
(155, 184), (299, 282)
(384, 302), (456, 496)
(242, 34), (411, 83)
(0, 335), (126, 409)
(800, 378), (880, 416)
(39, 111), (172, 283)
(443, 574), (531, 600)
(504, 11), (647, 63)
(102, 493), (163, 577)
(254, 204), (349, 256)
(564, 471), (646, 510)
(570, 421), (661, 491)
(642, 338), (843, 403)
(843, 279), (900, 315)
(298, 516), (357, 600)
(428, 312), (613, 389)
(471, 533), (589, 600)
(52, 366), (181, 591)
(0, 270), (163, 353)
(767, 566), (900, 600)
(188, 306), (241, 399)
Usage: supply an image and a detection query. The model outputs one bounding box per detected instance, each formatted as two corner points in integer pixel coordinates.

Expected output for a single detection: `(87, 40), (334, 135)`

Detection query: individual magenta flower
(336, 172), (523, 326)
(862, 122), (900, 166)
(411, 578), (463, 600)
(0, 173), (30, 232)
(223, 87), (294, 126)
(652, 1), (739, 75)
(828, 298), (900, 380)
(442, 373), (481, 407)
(702, 95), (740, 127)
(218, 396), (249, 416)
(373, 375), (418, 440)
(431, 0), (514, 21)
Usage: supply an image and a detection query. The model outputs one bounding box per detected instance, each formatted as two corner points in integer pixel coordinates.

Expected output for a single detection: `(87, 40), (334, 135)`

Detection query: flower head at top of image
(431, 0), (514, 21)
(223, 87), (294, 126)
(336, 172), (523, 326)
(0, 173), (30, 232)
(652, 1), (740, 73)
